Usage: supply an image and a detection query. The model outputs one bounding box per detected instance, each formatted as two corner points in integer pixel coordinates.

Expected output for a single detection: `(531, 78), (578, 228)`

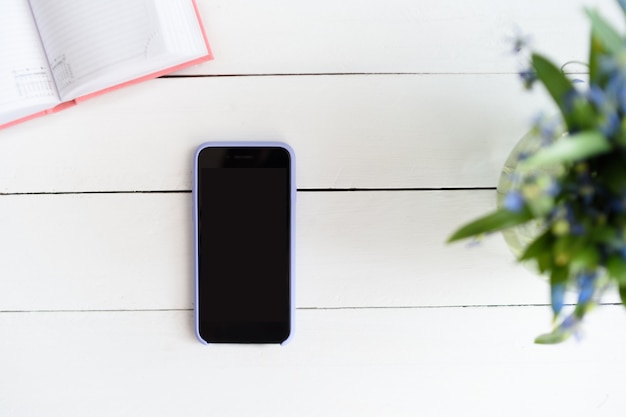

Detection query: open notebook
(0, 0), (213, 129)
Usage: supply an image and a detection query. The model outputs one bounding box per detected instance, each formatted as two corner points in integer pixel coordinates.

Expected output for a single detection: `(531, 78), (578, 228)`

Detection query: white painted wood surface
(1, 0), (625, 415)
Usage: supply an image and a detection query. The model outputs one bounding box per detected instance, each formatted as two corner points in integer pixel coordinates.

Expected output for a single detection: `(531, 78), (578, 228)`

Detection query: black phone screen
(195, 146), (292, 343)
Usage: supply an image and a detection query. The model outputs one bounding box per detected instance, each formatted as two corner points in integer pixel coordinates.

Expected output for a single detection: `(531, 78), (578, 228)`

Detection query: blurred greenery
(448, 0), (626, 343)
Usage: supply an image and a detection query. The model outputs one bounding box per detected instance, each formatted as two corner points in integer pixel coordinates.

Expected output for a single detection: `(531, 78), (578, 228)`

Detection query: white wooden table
(2, 1), (626, 415)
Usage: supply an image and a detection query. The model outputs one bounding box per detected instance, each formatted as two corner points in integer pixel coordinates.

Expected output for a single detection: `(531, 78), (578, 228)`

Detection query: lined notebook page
(152, 0), (207, 55)
(29, 0), (161, 99)
(29, 0), (208, 100)
(0, 0), (59, 125)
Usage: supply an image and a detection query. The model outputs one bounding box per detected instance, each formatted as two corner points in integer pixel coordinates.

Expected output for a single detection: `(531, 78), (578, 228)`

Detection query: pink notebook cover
(1, 0), (213, 131)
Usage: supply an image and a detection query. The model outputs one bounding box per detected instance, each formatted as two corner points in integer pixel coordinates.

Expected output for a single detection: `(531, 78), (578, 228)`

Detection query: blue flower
(618, 88), (626, 114)
(503, 190), (525, 213)
(536, 117), (561, 140)
(558, 314), (580, 337)
(600, 111), (620, 137)
(546, 179), (561, 197)
(577, 273), (596, 304)
(588, 85), (607, 108)
(570, 223), (586, 235)
(609, 197), (625, 213)
(562, 89), (586, 129)
(519, 68), (537, 89)
(551, 283), (566, 316)
(587, 81), (622, 137)
(511, 37), (527, 54)
(606, 72), (626, 114)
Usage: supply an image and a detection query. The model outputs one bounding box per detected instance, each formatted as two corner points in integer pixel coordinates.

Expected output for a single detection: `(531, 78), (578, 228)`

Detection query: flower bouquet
(448, 0), (626, 343)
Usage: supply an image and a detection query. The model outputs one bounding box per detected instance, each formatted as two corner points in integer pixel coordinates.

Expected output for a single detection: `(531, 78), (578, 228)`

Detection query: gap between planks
(0, 187), (496, 196)
(2, 303), (624, 314)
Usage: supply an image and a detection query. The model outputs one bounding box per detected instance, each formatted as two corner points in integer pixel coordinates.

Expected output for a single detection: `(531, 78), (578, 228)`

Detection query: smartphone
(193, 142), (295, 344)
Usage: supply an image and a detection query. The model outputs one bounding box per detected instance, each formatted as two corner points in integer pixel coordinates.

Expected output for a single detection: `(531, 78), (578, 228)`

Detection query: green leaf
(535, 250), (554, 274)
(608, 255), (626, 286)
(519, 130), (611, 169)
(600, 152), (626, 193)
(552, 235), (586, 266)
(574, 299), (595, 319)
(447, 207), (533, 243)
(531, 54), (575, 128)
(620, 284), (626, 309)
(550, 265), (569, 286)
(589, 34), (607, 85)
(590, 225), (618, 244)
(518, 229), (554, 274)
(535, 329), (571, 344)
(586, 8), (623, 55)
(519, 229), (552, 261)
(570, 247), (600, 271)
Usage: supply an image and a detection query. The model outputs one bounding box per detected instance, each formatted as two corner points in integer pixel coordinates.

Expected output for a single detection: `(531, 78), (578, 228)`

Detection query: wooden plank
(0, 75), (554, 192)
(0, 190), (617, 311)
(186, 0), (621, 75)
(1, 306), (625, 416)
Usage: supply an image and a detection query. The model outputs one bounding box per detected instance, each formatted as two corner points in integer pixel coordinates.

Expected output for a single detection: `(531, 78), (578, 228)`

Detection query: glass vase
(496, 124), (560, 258)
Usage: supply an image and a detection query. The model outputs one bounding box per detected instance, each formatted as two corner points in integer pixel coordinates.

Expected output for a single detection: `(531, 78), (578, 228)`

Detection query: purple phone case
(193, 141), (296, 345)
